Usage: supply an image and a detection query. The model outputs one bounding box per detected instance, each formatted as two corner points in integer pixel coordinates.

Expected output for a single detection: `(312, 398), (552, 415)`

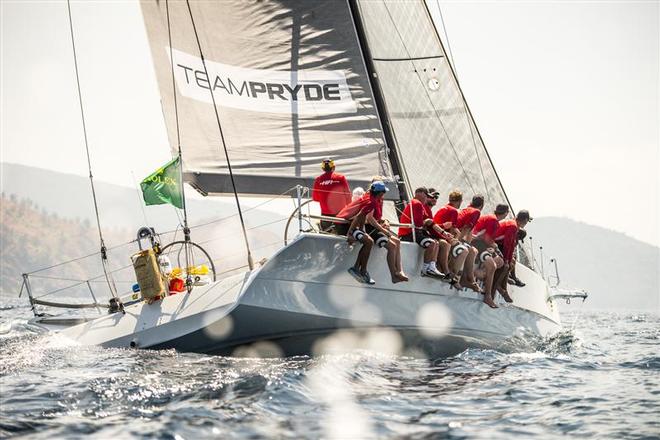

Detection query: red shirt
(456, 206), (481, 230)
(495, 219), (519, 263)
(312, 171), (351, 215)
(433, 204), (459, 229)
(473, 214), (499, 244)
(336, 193), (383, 221)
(398, 199), (429, 237)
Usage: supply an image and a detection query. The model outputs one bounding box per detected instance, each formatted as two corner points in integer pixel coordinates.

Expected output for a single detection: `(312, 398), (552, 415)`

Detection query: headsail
(141, 0), (395, 197)
(353, 0), (510, 212)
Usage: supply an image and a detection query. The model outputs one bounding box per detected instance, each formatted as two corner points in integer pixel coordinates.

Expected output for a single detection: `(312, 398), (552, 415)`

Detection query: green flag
(141, 157), (184, 209)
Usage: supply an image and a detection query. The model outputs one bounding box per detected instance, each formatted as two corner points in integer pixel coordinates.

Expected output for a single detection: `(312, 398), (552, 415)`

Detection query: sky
(1, 0), (658, 246)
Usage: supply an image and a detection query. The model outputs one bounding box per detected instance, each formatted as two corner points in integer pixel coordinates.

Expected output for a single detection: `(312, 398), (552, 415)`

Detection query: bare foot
(461, 280), (482, 293)
(500, 291), (513, 303)
(483, 295), (498, 308)
(396, 272), (409, 282)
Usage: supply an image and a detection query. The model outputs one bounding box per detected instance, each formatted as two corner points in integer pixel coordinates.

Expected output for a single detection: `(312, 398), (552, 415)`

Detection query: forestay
(141, 0), (394, 197)
(354, 0), (510, 212)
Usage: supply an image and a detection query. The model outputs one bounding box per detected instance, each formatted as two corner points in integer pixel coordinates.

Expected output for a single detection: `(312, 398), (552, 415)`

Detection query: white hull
(55, 234), (561, 357)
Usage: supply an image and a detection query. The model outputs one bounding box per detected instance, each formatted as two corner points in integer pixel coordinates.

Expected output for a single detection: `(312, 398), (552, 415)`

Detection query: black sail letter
(303, 84), (323, 101)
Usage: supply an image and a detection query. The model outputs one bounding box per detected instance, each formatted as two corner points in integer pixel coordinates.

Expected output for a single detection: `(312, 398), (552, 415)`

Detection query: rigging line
(178, 185), (299, 232)
(36, 261), (136, 299)
(349, 0), (410, 203)
(29, 183), (296, 276)
(165, 0), (192, 285)
(433, 0), (489, 199)
(131, 171), (150, 226)
(165, 0), (189, 231)
(25, 236), (138, 275)
(434, 0), (456, 72)
(186, 0), (255, 270)
(421, 1), (514, 212)
(66, 0), (118, 298)
(380, 0), (476, 195)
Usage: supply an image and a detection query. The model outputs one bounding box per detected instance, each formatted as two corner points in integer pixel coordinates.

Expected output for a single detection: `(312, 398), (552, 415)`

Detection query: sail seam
(422, 1), (514, 212)
(429, 0), (490, 200)
(372, 55), (444, 62)
(379, 0), (477, 195)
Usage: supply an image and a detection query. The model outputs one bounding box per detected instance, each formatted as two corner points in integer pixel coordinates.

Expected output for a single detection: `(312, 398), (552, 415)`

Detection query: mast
(348, 0), (410, 205)
(422, 1), (514, 213)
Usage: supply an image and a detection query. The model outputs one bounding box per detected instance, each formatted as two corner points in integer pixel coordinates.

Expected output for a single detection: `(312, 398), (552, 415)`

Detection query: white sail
(141, 0), (395, 196)
(355, 0), (510, 210)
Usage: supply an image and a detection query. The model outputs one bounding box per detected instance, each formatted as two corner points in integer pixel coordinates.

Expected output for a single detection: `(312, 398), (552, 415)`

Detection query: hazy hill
(0, 194), (131, 296)
(0, 162), (236, 232)
(527, 217), (659, 313)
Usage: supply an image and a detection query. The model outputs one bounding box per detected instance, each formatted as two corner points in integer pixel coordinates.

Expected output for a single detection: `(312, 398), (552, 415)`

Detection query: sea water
(0, 297), (658, 439)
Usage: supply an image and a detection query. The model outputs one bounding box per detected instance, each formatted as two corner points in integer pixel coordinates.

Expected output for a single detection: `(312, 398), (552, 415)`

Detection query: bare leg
(493, 261), (510, 299)
(390, 237), (408, 282)
(424, 240), (438, 264)
(451, 247), (468, 276)
(495, 262), (513, 302)
(436, 239), (451, 274)
(385, 240), (398, 280)
(355, 235), (374, 274)
(392, 237), (403, 273)
(460, 247), (481, 292)
(483, 258), (498, 308)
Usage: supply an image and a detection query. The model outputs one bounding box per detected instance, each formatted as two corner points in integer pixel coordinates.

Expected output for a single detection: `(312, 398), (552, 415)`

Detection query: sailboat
(24, 0), (586, 358)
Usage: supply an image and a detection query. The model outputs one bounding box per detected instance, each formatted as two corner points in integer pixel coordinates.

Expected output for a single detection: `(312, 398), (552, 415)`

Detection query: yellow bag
(170, 264), (209, 278)
(132, 249), (166, 302)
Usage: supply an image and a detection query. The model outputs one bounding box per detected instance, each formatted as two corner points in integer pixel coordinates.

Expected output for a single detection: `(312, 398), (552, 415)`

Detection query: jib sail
(141, 0), (394, 197)
(353, 0), (510, 211)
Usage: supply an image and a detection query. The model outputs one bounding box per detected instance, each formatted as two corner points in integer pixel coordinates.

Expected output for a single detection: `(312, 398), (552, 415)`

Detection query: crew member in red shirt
(312, 158), (351, 232)
(456, 195), (484, 242)
(471, 203), (509, 308)
(433, 191), (465, 280)
(336, 181), (407, 284)
(433, 191), (480, 291)
(494, 209), (532, 297)
(453, 195), (485, 292)
(424, 189), (453, 281)
(398, 187), (445, 278)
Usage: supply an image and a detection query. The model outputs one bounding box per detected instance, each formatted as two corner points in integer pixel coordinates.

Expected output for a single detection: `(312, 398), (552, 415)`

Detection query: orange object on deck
(169, 277), (185, 293)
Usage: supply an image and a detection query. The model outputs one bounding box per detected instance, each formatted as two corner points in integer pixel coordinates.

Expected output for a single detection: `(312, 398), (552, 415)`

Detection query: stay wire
(435, 0), (456, 71)
(380, 0), (477, 196)
(66, 0), (117, 298)
(433, 0), (490, 200)
(25, 186), (297, 277)
(131, 171), (150, 227)
(187, 1), (254, 269)
(422, 1), (513, 212)
(165, 0), (193, 283)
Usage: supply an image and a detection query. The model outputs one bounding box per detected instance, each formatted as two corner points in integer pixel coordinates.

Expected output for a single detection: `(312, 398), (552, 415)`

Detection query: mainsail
(353, 0), (510, 212)
(141, 0), (394, 197)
